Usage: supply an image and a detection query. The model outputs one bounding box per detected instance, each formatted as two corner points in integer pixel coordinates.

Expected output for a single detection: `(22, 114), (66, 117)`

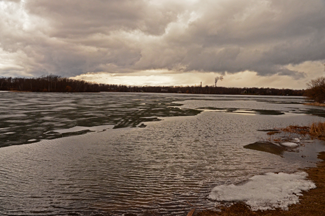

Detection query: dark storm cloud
(25, 0), (178, 36)
(134, 0), (325, 78)
(2, 0), (20, 3)
(0, 0), (325, 78)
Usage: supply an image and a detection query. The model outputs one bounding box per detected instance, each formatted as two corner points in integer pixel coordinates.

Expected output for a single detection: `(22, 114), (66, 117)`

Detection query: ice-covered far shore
(52, 125), (114, 134)
(209, 171), (316, 211)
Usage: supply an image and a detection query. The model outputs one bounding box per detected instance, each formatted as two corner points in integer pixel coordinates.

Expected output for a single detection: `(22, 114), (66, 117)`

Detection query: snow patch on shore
(281, 142), (299, 148)
(53, 125), (113, 134)
(209, 171), (316, 211)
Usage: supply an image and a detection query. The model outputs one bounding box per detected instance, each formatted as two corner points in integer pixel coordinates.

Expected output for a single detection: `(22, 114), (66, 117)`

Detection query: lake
(1, 92), (325, 215)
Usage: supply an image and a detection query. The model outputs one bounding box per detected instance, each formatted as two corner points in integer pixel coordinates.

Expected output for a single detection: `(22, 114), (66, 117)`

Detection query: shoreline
(199, 151), (325, 215)
(3, 90), (304, 96)
(196, 143), (325, 215)
(304, 102), (325, 107)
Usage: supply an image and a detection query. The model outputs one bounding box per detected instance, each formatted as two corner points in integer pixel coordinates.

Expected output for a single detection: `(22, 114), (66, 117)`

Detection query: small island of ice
(281, 142), (299, 148)
(209, 171), (316, 211)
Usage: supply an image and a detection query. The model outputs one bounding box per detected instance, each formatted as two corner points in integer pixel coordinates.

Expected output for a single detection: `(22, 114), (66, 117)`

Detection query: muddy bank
(304, 102), (325, 107)
(196, 151), (325, 216)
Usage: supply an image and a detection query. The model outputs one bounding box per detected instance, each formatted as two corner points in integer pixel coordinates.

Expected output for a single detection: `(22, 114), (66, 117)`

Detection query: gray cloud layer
(1, 0), (325, 78)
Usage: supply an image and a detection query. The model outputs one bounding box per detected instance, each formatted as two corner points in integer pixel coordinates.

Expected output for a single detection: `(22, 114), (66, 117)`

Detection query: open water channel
(1, 92), (325, 215)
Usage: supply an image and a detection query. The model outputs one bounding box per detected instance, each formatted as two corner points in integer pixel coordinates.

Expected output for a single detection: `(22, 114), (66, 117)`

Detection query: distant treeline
(0, 75), (305, 96)
(0, 75), (104, 92)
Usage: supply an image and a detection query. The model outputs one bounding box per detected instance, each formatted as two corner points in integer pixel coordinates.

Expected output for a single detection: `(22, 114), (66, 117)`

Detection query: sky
(1, 0), (325, 89)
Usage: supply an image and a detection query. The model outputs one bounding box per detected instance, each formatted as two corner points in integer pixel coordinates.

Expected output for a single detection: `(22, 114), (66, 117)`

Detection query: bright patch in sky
(1, 0), (325, 88)
(71, 61), (324, 89)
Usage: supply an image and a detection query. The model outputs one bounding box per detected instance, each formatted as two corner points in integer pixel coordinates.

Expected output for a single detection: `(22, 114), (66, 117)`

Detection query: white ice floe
(209, 172), (316, 211)
(293, 138), (300, 143)
(53, 126), (91, 134)
(27, 139), (37, 142)
(53, 125), (113, 134)
(281, 142), (299, 148)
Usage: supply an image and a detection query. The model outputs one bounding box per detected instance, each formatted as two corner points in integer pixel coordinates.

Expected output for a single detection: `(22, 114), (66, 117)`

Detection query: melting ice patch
(280, 142), (299, 148)
(52, 125), (113, 134)
(209, 172), (316, 211)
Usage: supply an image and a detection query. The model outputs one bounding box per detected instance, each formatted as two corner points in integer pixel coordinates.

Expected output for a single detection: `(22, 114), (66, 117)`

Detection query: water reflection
(0, 93), (325, 215)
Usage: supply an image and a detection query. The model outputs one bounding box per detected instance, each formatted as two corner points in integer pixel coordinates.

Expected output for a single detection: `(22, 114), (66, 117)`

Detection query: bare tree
(305, 77), (325, 103)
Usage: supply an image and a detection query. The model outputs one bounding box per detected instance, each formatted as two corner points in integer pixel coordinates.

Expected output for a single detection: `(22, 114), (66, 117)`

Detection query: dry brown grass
(280, 125), (310, 136)
(304, 102), (325, 107)
(278, 122), (325, 141)
(266, 131), (281, 136)
(187, 208), (196, 216)
(310, 122), (325, 140)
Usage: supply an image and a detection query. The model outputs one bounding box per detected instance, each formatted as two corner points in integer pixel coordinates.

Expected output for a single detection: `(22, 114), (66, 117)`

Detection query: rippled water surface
(1, 92), (325, 215)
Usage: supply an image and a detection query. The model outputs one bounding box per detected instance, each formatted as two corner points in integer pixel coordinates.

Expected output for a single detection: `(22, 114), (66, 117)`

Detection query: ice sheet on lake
(293, 138), (300, 143)
(53, 125), (113, 134)
(281, 142), (299, 148)
(27, 139), (37, 142)
(209, 171), (315, 211)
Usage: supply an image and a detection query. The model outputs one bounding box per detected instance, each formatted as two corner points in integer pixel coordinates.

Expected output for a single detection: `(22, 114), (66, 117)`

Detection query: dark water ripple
(1, 92), (325, 215)
(0, 92), (202, 148)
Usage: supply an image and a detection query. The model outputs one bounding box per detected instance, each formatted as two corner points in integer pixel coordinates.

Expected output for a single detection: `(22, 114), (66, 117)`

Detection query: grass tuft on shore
(304, 102), (325, 107)
(310, 122), (325, 139)
(192, 122), (325, 215)
(279, 122), (325, 141)
(280, 125), (309, 136)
